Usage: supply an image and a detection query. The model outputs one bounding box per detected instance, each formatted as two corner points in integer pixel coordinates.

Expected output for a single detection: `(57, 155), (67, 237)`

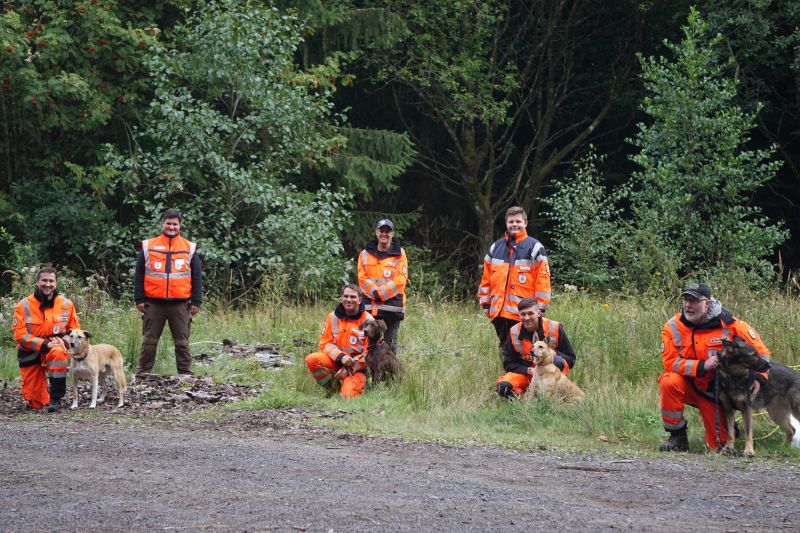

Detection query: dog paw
(70, 404), (78, 410)
(720, 446), (741, 457)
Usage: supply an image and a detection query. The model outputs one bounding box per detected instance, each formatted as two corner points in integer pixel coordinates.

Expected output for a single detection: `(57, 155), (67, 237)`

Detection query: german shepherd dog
(362, 319), (401, 385)
(718, 335), (800, 456)
(67, 329), (127, 409)
(530, 339), (585, 402)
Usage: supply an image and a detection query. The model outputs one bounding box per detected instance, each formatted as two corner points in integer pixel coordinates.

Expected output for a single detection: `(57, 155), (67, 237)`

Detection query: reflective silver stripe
(60, 298), (71, 323)
(661, 409), (683, 419)
(535, 291), (550, 300)
(168, 271), (191, 279)
(489, 294), (500, 302)
(478, 287), (490, 294)
(331, 315), (339, 338)
(483, 254), (492, 263)
(20, 334), (35, 349)
(502, 305), (517, 314)
(530, 242), (543, 258)
(668, 318), (683, 348)
(47, 362), (68, 369)
(478, 296), (490, 304)
(663, 420), (687, 431)
(672, 358), (684, 373)
(537, 256), (549, 264)
(142, 239), (151, 270)
(364, 303), (375, 310)
(510, 324), (523, 354)
(378, 286), (391, 300)
(47, 371), (68, 378)
(685, 359), (696, 375)
(374, 304), (405, 313)
(17, 351), (40, 364)
(361, 250), (368, 267)
(548, 320), (558, 337)
(490, 258), (505, 265)
(312, 368), (330, 378)
(316, 374), (332, 385)
(507, 294), (522, 304)
(721, 328), (729, 339)
(188, 241), (197, 264)
(758, 354), (770, 362)
(21, 299), (32, 332)
(515, 259), (532, 266)
(144, 271), (169, 279)
(385, 281), (398, 294)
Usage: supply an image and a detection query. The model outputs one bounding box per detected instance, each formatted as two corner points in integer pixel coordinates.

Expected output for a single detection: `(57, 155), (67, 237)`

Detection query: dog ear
(66, 328), (72, 335)
(378, 319), (387, 335)
(545, 335), (555, 349)
(84, 331), (93, 338)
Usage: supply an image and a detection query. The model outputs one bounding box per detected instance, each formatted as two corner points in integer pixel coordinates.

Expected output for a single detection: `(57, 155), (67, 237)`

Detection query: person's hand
(136, 303), (145, 313)
(47, 337), (65, 350)
(704, 354), (719, 371)
(483, 308), (489, 317)
(371, 290), (380, 300)
(341, 355), (354, 367)
(190, 305), (200, 316)
(553, 354), (565, 371)
(527, 366), (535, 377)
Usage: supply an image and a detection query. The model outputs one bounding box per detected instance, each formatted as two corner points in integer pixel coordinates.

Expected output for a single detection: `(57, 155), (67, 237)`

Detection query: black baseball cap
(681, 282), (711, 300)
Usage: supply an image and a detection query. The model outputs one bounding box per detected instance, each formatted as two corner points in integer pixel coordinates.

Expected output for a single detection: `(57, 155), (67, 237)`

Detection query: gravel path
(1, 408), (799, 532)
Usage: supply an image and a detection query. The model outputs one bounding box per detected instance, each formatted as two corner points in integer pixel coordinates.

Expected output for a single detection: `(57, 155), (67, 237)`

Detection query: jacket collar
(679, 304), (735, 330)
(33, 288), (58, 311)
(505, 229), (528, 245)
(334, 300), (366, 320)
(365, 237), (402, 257)
(518, 318), (543, 341)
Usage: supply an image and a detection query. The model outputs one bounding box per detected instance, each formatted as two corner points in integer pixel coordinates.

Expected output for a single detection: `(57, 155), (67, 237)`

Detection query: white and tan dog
(531, 339), (585, 402)
(67, 329), (127, 409)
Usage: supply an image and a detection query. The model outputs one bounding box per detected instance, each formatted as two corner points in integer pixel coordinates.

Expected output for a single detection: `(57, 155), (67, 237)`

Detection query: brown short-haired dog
(362, 319), (401, 385)
(67, 329), (127, 409)
(530, 339), (585, 402)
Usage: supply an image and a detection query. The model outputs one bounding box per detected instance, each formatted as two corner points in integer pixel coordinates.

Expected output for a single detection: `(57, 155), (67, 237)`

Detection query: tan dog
(531, 339), (585, 401)
(67, 329), (127, 409)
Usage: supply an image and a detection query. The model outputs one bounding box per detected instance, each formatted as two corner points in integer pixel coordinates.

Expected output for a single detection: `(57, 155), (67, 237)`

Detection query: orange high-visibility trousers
(659, 371), (729, 450)
(496, 372), (532, 397)
(305, 351), (366, 398)
(19, 345), (69, 408)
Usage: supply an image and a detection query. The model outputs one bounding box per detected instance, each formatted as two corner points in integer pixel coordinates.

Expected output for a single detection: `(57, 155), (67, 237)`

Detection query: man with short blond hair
(478, 206), (551, 348)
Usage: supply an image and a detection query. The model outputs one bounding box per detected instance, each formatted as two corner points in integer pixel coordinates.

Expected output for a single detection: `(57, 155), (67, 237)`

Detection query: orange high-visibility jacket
(478, 229), (550, 320)
(13, 293), (80, 367)
(503, 317), (575, 375)
(318, 306), (372, 372)
(661, 310), (770, 393)
(358, 239), (408, 319)
(141, 234), (197, 300)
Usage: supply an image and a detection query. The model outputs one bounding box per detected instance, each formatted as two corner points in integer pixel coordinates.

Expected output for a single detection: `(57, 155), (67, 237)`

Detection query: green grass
(3, 287), (800, 458)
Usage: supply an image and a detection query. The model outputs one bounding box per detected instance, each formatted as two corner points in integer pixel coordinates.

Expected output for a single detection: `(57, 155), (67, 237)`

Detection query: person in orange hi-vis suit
(658, 283), (770, 452)
(478, 206), (551, 350)
(495, 298), (576, 399)
(358, 218), (408, 353)
(306, 284), (373, 398)
(12, 266), (80, 412)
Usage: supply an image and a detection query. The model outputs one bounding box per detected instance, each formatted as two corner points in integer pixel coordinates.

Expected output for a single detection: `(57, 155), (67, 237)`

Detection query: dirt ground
(1, 382), (799, 532)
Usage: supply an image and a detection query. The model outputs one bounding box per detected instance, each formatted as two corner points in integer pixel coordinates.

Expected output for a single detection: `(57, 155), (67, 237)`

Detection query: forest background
(0, 0), (798, 302)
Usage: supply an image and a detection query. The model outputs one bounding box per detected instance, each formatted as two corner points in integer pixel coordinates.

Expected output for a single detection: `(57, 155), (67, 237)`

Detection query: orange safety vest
(358, 243), (408, 319)
(661, 312), (771, 393)
(13, 294), (80, 366)
(509, 318), (560, 364)
(478, 229), (551, 320)
(318, 310), (371, 371)
(141, 233), (197, 300)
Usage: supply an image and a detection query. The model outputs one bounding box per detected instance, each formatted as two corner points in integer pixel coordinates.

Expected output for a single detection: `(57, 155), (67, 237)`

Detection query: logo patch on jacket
(518, 274), (527, 284)
(749, 328), (757, 339)
(349, 335), (358, 345)
(383, 268), (392, 278)
(174, 259), (185, 270)
(154, 261), (163, 270)
(709, 337), (725, 344)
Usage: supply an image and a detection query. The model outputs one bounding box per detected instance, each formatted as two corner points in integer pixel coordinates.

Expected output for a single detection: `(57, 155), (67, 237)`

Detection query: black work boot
(47, 377), (66, 413)
(658, 427), (689, 452)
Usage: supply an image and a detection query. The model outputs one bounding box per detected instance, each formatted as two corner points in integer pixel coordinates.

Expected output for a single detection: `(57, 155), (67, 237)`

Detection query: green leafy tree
(367, 0), (644, 258)
(0, 1), (160, 274)
(104, 0), (350, 303)
(543, 147), (629, 289)
(628, 8), (788, 282)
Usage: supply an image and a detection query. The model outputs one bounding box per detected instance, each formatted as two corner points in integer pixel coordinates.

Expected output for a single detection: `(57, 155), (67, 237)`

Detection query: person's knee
(659, 372), (683, 393)
(497, 381), (516, 399)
